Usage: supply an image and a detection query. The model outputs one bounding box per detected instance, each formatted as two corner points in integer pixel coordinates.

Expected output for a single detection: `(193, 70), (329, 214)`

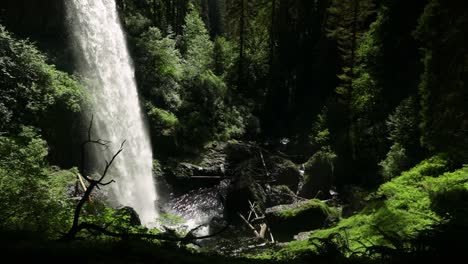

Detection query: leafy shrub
(0, 128), (74, 236)
(386, 97), (418, 147)
(213, 37), (236, 77)
(379, 97), (419, 180)
(180, 7), (214, 79)
(124, 13), (152, 36)
(136, 27), (183, 111)
(379, 143), (408, 180)
(146, 103), (179, 136)
(0, 25), (84, 133)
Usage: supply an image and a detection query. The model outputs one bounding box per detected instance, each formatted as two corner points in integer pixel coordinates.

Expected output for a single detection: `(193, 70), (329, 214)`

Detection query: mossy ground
(254, 155), (468, 261)
(277, 199), (340, 220)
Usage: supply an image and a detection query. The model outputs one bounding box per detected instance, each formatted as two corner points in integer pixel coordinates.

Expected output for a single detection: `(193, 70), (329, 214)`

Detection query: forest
(0, 0), (467, 263)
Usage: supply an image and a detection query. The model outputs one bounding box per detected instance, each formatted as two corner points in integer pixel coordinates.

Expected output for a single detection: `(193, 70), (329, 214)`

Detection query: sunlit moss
(277, 199), (339, 220)
(261, 155), (468, 259)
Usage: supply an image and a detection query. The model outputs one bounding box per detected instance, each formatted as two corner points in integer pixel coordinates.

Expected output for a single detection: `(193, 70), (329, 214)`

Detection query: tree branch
(63, 117), (230, 243)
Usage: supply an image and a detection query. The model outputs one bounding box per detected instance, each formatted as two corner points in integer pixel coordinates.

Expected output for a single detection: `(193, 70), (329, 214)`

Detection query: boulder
(116, 206), (142, 226)
(225, 141), (255, 164)
(225, 174), (267, 219)
(298, 150), (336, 199)
(165, 144), (228, 194)
(268, 156), (301, 192)
(265, 185), (297, 207)
(265, 199), (338, 241)
(294, 231), (314, 241)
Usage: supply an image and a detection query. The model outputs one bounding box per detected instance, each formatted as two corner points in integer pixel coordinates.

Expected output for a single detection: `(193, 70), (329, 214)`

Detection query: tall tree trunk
(238, 0), (245, 91)
(349, 0), (359, 161)
(152, 0), (158, 25)
(269, 0), (276, 72)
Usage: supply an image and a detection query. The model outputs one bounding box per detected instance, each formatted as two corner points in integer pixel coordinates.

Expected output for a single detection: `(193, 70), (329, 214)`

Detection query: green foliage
(179, 69), (246, 145)
(386, 97), (418, 146)
(0, 25), (84, 133)
(269, 155), (458, 259)
(0, 128), (74, 236)
(309, 107), (332, 147)
(156, 213), (184, 226)
(302, 146), (338, 190)
(146, 103), (179, 136)
(379, 143), (408, 180)
(124, 13), (152, 36)
(129, 8), (247, 148)
(81, 206), (156, 239)
(306, 108), (338, 191)
(413, 0), (468, 157)
(327, 0), (376, 97)
(379, 97), (419, 180)
(351, 12), (384, 113)
(136, 27), (183, 111)
(213, 37), (236, 77)
(351, 72), (379, 115)
(181, 7), (214, 79)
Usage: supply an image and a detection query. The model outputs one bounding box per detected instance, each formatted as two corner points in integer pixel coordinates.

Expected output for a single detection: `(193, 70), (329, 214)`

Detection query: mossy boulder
(268, 156), (301, 192)
(269, 155), (468, 259)
(298, 150), (336, 199)
(116, 206), (142, 226)
(265, 199), (339, 241)
(266, 185), (297, 207)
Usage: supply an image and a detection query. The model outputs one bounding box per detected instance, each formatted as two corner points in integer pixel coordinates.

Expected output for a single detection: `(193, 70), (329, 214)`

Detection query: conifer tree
(326, 0), (376, 163)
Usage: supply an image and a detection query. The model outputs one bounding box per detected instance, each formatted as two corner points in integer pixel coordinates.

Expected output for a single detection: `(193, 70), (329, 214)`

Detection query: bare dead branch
(238, 212), (261, 238)
(99, 141), (124, 182)
(259, 149), (270, 177)
(73, 220), (230, 243)
(63, 118), (229, 243)
(62, 116), (126, 241)
(99, 179), (116, 186)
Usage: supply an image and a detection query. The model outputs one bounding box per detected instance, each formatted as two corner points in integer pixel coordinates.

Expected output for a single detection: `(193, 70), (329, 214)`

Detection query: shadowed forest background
(1, 0), (468, 263)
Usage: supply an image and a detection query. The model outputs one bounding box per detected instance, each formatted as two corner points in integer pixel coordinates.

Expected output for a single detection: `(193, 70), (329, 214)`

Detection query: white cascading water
(66, 0), (158, 225)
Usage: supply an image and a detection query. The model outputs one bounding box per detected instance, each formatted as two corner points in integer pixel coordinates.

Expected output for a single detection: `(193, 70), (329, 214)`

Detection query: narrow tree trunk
(268, 0), (276, 71)
(349, 0), (359, 161)
(238, 0), (245, 91)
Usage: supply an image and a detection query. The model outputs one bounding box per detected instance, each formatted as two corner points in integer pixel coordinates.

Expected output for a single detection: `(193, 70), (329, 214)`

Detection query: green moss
(47, 168), (77, 197)
(262, 155), (468, 259)
(277, 199), (338, 220)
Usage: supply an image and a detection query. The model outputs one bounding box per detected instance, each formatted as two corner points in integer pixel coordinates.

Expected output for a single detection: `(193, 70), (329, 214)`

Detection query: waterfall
(66, 0), (158, 225)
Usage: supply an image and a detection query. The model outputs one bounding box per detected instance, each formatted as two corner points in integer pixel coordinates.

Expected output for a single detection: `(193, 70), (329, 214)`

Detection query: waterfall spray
(66, 0), (158, 225)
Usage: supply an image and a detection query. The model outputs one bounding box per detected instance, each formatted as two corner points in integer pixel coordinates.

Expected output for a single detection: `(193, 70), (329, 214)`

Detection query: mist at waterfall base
(65, 0), (219, 233)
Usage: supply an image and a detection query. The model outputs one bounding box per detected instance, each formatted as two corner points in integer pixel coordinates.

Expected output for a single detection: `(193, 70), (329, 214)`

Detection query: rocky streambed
(153, 140), (345, 254)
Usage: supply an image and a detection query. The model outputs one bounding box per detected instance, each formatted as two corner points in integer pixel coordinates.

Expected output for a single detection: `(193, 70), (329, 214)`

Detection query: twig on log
(238, 212), (261, 238)
(267, 225), (275, 243)
(249, 200), (260, 218)
(76, 173), (87, 192)
(250, 216), (266, 223)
